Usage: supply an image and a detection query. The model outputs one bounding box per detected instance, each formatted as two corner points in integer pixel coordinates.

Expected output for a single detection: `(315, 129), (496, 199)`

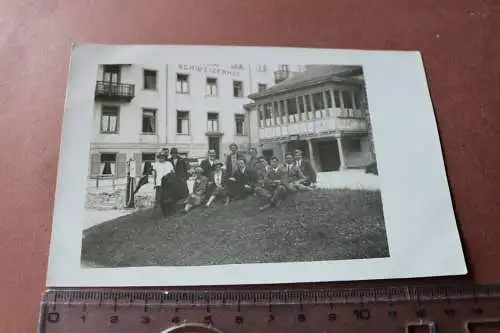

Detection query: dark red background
(1, 0), (499, 332)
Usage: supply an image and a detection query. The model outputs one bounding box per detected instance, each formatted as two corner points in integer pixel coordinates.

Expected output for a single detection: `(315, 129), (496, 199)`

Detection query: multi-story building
(88, 63), (276, 180)
(246, 65), (374, 172)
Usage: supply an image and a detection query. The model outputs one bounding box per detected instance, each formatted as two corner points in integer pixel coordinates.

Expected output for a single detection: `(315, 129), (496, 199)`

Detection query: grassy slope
(82, 189), (389, 267)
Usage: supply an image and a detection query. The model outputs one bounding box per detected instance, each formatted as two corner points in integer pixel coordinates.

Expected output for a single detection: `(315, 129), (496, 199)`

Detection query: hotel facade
(89, 63), (276, 179)
(246, 65), (374, 172)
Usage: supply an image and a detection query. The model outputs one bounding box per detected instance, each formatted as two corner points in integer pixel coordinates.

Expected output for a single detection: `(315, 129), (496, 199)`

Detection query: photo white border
(46, 44), (467, 287)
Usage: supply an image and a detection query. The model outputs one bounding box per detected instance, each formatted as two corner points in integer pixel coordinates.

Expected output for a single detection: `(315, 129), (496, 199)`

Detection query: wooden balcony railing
(95, 81), (135, 102)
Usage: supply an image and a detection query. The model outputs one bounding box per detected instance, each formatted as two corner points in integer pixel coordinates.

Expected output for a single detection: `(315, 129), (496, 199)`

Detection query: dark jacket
(168, 156), (188, 181)
(232, 167), (259, 187)
(264, 166), (289, 188)
(192, 175), (209, 196)
(225, 153), (245, 175)
(200, 159), (216, 178)
(296, 159), (317, 183)
(285, 163), (306, 183)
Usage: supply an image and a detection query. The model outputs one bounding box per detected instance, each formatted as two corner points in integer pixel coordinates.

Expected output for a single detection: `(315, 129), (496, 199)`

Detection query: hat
(213, 160), (224, 167)
(194, 167), (204, 174)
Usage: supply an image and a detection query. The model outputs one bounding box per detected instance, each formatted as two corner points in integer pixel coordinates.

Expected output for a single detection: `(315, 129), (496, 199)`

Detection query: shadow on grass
(81, 189), (389, 267)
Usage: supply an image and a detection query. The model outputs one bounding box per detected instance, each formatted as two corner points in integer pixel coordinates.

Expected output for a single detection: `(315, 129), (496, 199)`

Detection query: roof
(248, 65), (364, 100)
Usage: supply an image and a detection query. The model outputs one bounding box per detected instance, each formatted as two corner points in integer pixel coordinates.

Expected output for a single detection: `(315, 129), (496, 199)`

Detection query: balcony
(95, 81), (135, 102)
(258, 110), (368, 141)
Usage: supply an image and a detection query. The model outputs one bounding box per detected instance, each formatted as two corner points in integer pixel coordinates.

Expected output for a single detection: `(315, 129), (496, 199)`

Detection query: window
(287, 98), (298, 123)
(279, 100), (286, 123)
(264, 104), (272, 126)
(206, 77), (217, 96)
(304, 95), (312, 111)
(142, 153), (156, 175)
(333, 90), (342, 108)
(103, 65), (120, 83)
(176, 111), (190, 134)
(207, 113), (219, 132)
(298, 96), (305, 114)
(344, 138), (362, 152)
(354, 91), (362, 109)
(273, 101), (281, 125)
(100, 106), (119, 133)
(258, 105), (264, 128)
(176, 74), (189, 94)
(142, 109), (156, 134)
(258, 83), (267, 92)
(143, 69), (157, 90)
(342, 91), (354, 109)
(312, 92), (324, 118)
(233, 80), (243, 98)
(312, 92), (324, 110)
(235, 114), (245, 135)
(100, 153), (117, 175)
(325, 90), (333, 108)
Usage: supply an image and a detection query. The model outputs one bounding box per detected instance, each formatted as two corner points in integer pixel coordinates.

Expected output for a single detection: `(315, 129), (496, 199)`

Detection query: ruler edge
(39, 284), (500, 306)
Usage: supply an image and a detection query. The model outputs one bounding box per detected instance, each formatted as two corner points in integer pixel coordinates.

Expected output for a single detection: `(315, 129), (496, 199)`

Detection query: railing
(95, 81), (135, 101)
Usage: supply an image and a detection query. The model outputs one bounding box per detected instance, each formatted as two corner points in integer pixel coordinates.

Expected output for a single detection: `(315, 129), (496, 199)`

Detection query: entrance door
(208, 137), (221, 159)
(317, 140), (340, 171)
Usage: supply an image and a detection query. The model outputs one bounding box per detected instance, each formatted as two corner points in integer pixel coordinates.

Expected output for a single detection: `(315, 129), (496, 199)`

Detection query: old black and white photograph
(46, 45), (467, 287)
(81, 63), (389, 268)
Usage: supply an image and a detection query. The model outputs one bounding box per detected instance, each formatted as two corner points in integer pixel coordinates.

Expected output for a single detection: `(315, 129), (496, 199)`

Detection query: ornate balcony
(95, 81), (135, 102)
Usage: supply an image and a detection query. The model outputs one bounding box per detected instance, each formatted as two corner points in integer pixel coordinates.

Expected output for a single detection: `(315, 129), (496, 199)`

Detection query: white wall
(93, 64), (167, 148)
(165, 64), (275, 157)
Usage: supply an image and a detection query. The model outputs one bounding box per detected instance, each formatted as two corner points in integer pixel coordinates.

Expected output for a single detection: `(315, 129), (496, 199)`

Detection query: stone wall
(86, 190), (156, 210)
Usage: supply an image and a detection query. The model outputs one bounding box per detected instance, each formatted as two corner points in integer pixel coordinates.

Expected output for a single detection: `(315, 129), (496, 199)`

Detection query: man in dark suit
(294, 149), (317, 186)
(205, 160), (230, 207)
(200, 149), (217, 178)
(258, 156), (289, 211)
(168, 147), (189, 200)
(284, 152), (312, 192)
(225, 143), (244, 176)
(227, 158), (264, 201)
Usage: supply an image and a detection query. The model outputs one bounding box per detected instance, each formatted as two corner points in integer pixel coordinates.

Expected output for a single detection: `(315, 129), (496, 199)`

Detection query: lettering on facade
(256, 64), (267, 72)
(177, 64), (241, 77)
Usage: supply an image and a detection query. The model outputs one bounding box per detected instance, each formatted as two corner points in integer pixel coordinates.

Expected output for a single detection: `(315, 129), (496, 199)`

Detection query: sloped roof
(249, 65), (363, 100)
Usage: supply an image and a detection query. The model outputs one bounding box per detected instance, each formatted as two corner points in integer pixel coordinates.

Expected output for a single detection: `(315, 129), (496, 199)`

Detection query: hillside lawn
(81, 188), (389, 267)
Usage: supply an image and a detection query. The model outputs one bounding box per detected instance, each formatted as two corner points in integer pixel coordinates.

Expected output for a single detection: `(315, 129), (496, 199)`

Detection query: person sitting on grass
(284, 152), (312, 192)
(294, 149), (317, 187)
(183, 167), (209, 213)
(227, 158), (266, 202)
(205, 160), (230, 207)
(258, 156), (290, 212)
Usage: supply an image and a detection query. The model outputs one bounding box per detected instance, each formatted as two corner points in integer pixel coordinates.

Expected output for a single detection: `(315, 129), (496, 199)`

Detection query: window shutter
(116, 153), (127, 178)
(90, 153), (101, 178)
(133, 153), (142, 176)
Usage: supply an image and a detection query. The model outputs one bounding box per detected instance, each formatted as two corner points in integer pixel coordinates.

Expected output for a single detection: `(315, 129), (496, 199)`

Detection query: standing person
(284, 152), (312, 192)
(200, 149), (217, 178)
(168, 147), (189, 200)
(184, 167), (209, 213)
(227, 158), (264, 201)
(205, 160), (230, 207)
(225, 143), (244, 176)
(258, 156), (289, 211)
(152, 151), (176, 217)
(294, 149), (317, 186)
(246, 148), (259, 170)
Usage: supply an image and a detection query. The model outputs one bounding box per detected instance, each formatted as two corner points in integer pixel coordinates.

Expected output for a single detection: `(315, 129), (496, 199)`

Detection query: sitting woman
(184, 167), (209, 213)
(205, 160), (230, 207)
(153, 151), (185, 217)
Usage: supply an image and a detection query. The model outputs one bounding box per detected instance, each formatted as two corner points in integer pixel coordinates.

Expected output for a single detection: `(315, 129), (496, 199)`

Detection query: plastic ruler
(38, 284), (500, 333)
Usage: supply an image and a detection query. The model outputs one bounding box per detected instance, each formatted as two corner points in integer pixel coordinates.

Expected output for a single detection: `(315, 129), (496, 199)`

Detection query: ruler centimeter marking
(39, 285), (500, 333)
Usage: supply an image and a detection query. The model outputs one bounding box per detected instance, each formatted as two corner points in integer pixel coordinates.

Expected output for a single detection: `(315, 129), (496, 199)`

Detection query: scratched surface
(0, 1), (499, 333)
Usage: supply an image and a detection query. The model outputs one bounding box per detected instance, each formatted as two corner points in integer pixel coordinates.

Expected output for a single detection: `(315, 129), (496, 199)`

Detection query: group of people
(149, 144), (317, 217)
